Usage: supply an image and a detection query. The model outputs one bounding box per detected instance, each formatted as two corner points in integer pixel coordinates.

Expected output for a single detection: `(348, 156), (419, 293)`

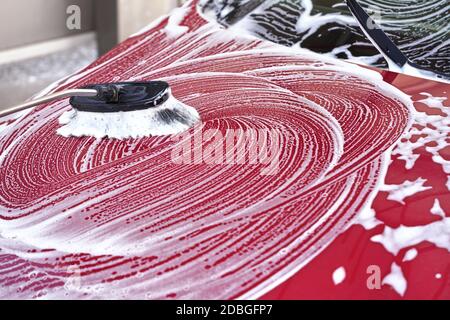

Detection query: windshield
(199, 0), (449, 80)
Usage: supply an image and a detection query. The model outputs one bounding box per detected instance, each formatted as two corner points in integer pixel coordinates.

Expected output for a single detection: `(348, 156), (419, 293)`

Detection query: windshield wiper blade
(346, 0), (408, 68)
(346, 0), (449, 81)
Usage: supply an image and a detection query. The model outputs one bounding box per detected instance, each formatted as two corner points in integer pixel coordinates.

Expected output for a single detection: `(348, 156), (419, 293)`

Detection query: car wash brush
(0, 81), (200, 139)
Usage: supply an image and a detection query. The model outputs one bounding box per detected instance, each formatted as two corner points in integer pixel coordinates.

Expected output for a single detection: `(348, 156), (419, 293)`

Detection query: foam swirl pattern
(0, 1), (411, 299)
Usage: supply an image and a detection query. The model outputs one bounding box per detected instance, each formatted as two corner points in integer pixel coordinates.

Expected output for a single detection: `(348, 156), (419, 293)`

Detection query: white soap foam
(380, 177), (431, 204)
(393, 93), (449, 173)
(430, 199), (446, 218)
(382, 263), (407, 296)
(295, 0), (355, 39)
(419, 93), (447, 109)
(403, 248), (418, 262)
(354, 207), (382, 230)
(165, 7), (189, 38)
(371, 217), (450, 256)
(332, 266), (346, 285)
(399, 63), (449, 85)
(132, 15), (169, 38)
(349, 91), (449, 299)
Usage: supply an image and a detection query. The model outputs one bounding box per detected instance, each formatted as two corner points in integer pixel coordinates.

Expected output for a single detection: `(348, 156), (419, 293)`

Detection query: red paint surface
(262, 74), (450, 300)
(0, 1), (448, 299)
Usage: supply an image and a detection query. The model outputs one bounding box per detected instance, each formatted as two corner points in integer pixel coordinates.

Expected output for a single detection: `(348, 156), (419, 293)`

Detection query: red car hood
(0, 0), (448, 299)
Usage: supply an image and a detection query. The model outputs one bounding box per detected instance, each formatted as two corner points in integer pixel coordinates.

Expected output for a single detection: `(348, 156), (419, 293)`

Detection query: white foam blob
(380, 177), (431, 204)
(371, 218), (450, 256)
(431, 199), (446, 218)
(403, 248), (418, 262)
(332, 266), (346, 285)
(383, 263), (407, 296)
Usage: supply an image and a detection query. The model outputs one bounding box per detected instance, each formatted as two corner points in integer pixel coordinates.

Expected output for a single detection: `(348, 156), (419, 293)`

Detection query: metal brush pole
(0, 89), (98, 118)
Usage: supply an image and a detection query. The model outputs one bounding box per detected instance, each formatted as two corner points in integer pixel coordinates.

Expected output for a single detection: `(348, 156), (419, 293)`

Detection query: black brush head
(70, 81), (170, 113)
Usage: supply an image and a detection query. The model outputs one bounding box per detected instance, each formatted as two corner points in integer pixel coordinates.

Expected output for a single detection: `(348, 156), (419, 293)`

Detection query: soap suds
(199, 0), (450, 82)
(332, 266), (346, 285)
(403, 248), (418, 262)
(371, 218), (450, 256)
(383, 263), (407, 296)
(430, 199), (446, 218)
(350, 91), (449, 299)
(393, 93), (449, 174)
(354, 207), (382, 230)
(0, 0), (431, 300)
(165, 7), (189, 38)
(380, 178), (431, 204)
(295, 0), (354, 39)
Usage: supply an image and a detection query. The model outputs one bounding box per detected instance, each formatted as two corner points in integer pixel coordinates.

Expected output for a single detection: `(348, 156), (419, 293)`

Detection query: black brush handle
(70, 81), (170, 113)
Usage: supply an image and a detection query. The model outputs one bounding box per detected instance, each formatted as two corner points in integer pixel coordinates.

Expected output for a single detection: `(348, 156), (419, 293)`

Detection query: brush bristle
(57, 96), (200, 140)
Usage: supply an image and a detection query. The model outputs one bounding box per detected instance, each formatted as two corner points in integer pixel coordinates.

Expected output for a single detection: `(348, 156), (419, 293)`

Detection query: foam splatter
(332, 266), (346, 285)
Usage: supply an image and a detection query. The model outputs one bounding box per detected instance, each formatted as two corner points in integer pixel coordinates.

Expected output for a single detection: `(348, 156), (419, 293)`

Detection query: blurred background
(0, 0), (185, 108)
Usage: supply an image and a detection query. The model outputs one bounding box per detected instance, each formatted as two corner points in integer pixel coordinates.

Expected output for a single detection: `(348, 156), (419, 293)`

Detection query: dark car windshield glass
(199, 0), (449, 80)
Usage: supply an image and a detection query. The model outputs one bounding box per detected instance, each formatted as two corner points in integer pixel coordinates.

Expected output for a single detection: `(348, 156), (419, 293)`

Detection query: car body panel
(0, 0), (448, 299)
